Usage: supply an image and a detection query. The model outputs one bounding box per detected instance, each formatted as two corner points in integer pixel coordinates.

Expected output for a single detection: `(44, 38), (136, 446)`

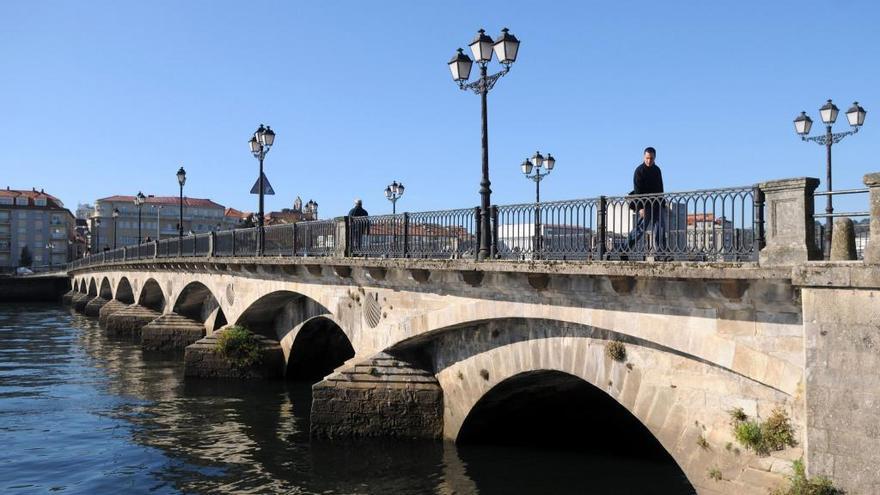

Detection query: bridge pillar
(183, 328), (284, 379)
(71, 293), (93, 313)
(310, 352), (443, 440)
(103, 305), (162, 337)
(141, 313), (206, 351)
(83, 296), (109, 317)
(98, 299), (128, 328)
(758, 177), (821, 266)
(863, 172), (880, 264)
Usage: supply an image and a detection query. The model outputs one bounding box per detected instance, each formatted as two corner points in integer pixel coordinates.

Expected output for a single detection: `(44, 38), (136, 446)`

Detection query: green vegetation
(730, 407), (796, 456)
(605, 341), (626, 362)
(707, 467), (722, 481)
(215, 325), (262, 370)
(769, 459), (842, 495)
(697, 435), (710, 450)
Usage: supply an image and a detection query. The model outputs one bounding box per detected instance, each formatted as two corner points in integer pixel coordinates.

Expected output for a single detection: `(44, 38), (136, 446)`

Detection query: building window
(0, 197), (13, 205)
(34, 198), (47, 206)
(15, 197), (28, 206)
(17, 210), (27, 219)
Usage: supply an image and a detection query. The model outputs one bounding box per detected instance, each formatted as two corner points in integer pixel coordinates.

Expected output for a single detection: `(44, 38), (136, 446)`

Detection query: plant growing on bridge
(707, 467), (722, 481)
(769, 458), (841, 495)
(605, 341), (626, 362)
(215, 325), (262, 370)
(730, 407), (796, 456)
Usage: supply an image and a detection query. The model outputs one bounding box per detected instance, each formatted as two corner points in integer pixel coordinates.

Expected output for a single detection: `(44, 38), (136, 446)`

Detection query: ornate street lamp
(134, 191), (146, 244)
(449, 27), (520, 259)
(794, 99), (867, 257)
(384, 181), (405, 215)
(176, 167), (186, 238)
(112, 208), (120, 249)
(46, 242), (53, 270)
(152, 204), (163, 240)
(249, 124), (275, 255)
(521, 151), (556, 257)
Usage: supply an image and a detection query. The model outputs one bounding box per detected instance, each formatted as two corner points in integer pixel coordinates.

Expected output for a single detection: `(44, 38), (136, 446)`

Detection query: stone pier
(61, 289), (76, 305)
(141, 313), (206, 351)
(71, 293), (92, 313)
(83, 296), (109, 317)
(184, 328), (284, 379)
(104, 305), (161, 338)
(98, 299), (128, 328)
(311, 352), (443, 440)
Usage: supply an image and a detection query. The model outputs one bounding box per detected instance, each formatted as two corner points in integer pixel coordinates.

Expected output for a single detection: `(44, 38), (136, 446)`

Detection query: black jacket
(629, 163), (664, 213)
(348, 205), (369, 217)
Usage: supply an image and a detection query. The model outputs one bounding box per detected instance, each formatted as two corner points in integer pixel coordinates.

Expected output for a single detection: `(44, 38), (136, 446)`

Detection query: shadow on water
(1, 304), (696, 494)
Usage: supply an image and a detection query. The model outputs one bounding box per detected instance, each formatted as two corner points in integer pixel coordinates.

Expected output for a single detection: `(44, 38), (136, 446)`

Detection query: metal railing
(67, 185), (766, 269)
(812, 188), (870, 260)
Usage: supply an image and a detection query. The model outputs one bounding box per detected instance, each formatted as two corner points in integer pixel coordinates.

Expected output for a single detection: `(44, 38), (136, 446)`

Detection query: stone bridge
(63, 175), (880, 495)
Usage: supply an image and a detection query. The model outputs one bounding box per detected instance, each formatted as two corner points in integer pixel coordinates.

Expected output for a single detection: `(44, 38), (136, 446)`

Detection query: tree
(19, 245), (32, 267)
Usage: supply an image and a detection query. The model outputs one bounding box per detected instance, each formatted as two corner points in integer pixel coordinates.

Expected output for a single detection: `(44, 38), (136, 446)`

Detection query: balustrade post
(597, 196), (607, 260)
(403, 213), (410, 257)
(758, 177), (820, 266)
(474, 207), (482, 261)
(753, 186), (766, 251)
(209, 232), (215, 257)
(491, 205), (499, 259)
(863, 172), (880, 264)
(291, 222), (298, 257)
(334, 216), (349, 258)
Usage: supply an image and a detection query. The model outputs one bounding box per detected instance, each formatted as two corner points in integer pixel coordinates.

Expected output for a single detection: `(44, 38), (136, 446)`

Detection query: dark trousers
(626, 210), (667, 252)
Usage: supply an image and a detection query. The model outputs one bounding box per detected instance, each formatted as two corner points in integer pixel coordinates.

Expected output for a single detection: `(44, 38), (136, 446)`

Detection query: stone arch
(138, 278), (165, 312)
(284, 315), (355, 381)
(392, 317), (795, 494)
(457, 369), (695, 493)
(87, 278), (98, 297)
(76, 278), (85, 292)
(235, 290), (333, 341)
(397, 299), (801, 396)
(115, 277), (135, 304)
(99, 277), (113, 300)
(172, 281), (227, 333)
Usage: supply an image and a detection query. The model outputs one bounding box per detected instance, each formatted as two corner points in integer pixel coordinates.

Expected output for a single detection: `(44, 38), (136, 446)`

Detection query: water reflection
(0, 304), (695, 494)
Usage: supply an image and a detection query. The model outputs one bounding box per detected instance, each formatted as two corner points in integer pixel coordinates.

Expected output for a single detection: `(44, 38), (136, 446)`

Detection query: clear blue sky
(1, 1), (878, 217)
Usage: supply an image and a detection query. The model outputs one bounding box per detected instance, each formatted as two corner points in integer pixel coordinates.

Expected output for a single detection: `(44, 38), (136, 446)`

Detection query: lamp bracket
(802, 126), (859, 146)
(459, 66), (510, 95)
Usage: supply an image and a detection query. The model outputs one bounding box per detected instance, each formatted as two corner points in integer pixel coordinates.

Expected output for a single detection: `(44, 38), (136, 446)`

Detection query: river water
(0, 304), (695, 494)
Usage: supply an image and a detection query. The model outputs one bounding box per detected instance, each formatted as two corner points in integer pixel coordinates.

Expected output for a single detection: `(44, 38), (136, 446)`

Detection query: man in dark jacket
(626, 147), (667, 254)
(348, 199), (369, 253)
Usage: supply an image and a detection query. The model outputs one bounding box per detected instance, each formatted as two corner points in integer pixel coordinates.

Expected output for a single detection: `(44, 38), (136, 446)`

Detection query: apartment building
(0, 187), (76, 270)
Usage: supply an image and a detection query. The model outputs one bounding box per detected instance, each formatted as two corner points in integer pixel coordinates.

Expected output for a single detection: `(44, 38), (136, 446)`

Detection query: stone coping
(792, 262), (880, 289)
(67, 256), (790, 281)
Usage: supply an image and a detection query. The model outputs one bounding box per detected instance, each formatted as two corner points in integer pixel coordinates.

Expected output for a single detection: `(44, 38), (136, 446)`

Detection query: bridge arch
(284, 315), (355, 381)
(115, 277), (135, 304)
(99, 277), (113, 300)
(76, 278), (85, 293)
(138, 278), (165, 313)
(172, 281), (227, 333)
(87, 278), (98, 297)
(391, 316), (796, 493)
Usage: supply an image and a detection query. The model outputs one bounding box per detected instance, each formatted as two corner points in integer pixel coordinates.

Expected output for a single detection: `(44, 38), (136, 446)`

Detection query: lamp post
(520, 151), (556, 256)
(46, 242), (53, 271)
(249, 124), (276, 256)
(95, 218), (101, 252)
(449, 28), (520, 260)
(384, 181), (405, 215)
(134, 191), (146, 244)
(112, 208), (120, 249)
(794, 100), (867, 257)
(176, 167), (186, 238)
(152, 204), (163, 240)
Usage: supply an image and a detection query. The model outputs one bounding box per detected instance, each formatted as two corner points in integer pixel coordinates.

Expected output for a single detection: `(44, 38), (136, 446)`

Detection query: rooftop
(0, 187), (66, 209)
(97, 195), (224, 209)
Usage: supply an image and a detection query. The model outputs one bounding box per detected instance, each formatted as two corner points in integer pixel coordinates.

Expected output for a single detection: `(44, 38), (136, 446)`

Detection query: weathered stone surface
(184, 328), (284, 379)
(310, 352), (443, 440)
(758, 177), (821, 265)
(83, 296), (109, 317)
(98, 299), (128, 328)
(830, 218), (857, 261)
(141, 313), (206, 351)
(104, 305), (161, 338)
(802, 287), (880, 495)
(71, 293), (93, 313)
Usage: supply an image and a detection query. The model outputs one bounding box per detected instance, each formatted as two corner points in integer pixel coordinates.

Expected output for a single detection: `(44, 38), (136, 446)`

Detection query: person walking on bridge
(348, 198), (369, 253)
(626, 147), (667, 255)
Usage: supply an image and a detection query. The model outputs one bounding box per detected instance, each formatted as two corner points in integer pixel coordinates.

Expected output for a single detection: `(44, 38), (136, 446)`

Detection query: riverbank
(0, 274), (68, 302)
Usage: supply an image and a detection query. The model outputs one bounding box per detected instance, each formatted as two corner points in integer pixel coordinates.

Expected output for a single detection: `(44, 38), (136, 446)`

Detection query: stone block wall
(803, 286), (880, 493)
